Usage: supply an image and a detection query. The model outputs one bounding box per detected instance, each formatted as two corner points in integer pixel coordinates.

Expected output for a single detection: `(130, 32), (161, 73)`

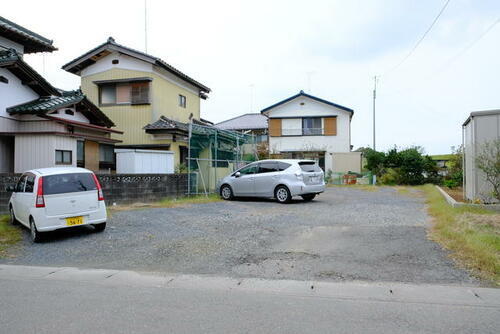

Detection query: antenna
(372, 75), (378, 150)
(249, 84), (255, 112)
(306, 71), (315, 93)
(144, 0), (148, 53)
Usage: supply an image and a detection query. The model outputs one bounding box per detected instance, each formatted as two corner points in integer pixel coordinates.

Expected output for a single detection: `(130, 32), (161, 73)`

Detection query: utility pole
(372, 75), (378, 151)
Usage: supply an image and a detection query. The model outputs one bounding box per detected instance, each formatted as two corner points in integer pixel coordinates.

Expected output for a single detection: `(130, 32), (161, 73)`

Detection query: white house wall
(0, 68), (38, 132)
(80, 52), (153, 77)
(14, 134), (76, 172)
(51, 107), (91, 123)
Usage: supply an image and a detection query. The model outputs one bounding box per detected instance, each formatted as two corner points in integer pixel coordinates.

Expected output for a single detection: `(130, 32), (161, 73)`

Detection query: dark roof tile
(0, 16), (57, 53)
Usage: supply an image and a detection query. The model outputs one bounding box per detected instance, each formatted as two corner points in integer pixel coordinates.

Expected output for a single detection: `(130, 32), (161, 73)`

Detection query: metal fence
(187, 123), (258, 195)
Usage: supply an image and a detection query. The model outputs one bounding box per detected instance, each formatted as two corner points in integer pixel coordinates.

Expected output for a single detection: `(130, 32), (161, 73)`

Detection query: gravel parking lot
(1, 187), (477, 285)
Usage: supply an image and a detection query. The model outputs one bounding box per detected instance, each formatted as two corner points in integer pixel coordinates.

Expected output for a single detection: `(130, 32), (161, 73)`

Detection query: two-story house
(0, 16), (121, 173)
(261, 90), (355, 171)
(62, 37), (211, 167)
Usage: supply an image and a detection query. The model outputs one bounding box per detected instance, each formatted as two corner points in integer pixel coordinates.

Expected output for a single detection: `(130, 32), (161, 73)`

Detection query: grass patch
(0, 215), (22, 257)
(109, 194), (221, 212)
(421, 184), (500, 285)
(327, 184), (378, 191)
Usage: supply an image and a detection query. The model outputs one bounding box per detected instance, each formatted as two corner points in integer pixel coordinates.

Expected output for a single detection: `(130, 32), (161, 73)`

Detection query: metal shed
(462, 109), (500, 202)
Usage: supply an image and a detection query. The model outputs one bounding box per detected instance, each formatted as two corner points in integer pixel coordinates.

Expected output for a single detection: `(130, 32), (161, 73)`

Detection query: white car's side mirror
(234, 172), (241, 178)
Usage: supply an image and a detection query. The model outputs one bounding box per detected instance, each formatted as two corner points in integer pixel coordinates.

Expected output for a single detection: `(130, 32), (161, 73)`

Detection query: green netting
(187, 124), (257, 195)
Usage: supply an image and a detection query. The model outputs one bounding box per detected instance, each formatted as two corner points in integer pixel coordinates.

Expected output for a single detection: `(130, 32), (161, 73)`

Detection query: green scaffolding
(187, 123), (257, 195)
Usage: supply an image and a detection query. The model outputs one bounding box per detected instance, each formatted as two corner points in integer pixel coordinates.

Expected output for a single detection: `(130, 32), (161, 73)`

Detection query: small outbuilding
(115, 149), (174, 174)
(462, 109), (500, 203)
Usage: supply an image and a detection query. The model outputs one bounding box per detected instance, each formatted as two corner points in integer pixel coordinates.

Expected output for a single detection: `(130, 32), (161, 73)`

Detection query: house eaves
(261, 90), (354, 115)
(62, 37), (211, 94)
(0, 16), (57, 53)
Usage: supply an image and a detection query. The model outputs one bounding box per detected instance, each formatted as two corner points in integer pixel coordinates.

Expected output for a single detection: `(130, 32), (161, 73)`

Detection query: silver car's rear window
(43, 173), (97, 195)
(298, 161), (321, 172)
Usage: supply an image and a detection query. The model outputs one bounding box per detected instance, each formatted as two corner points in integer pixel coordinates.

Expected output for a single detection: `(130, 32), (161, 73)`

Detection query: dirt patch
(442, 187), (465, 202)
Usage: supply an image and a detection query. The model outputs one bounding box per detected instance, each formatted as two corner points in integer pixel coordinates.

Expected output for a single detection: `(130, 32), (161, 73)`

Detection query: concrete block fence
(0, 173), (189, 214)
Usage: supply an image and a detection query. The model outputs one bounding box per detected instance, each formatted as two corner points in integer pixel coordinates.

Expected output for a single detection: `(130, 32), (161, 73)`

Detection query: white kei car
(7, 167), (107, 242)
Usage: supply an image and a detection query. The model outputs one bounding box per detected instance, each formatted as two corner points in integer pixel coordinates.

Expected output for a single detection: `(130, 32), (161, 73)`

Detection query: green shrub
(379, 168), (401, 185)
(443, 179), (460, 188)
(363, 146), (441, 185)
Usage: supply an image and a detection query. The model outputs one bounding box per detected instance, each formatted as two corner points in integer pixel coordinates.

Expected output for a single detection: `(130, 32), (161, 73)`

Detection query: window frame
(257, 161), (278, 174)
(302, 117), (323, 136)
(55, 150), (72, 165)
(98, 81), (151, 106)
(178, 94), (187, 108)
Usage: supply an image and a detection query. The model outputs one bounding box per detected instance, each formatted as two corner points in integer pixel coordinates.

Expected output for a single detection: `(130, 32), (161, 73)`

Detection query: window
(15, 175), (27, 192)
(178, 94), (186, 108)
(24, 174), (35, 193)
(238, 164), (258, 175)
(278, 162), (292, 171)
(255, 134), (268, 143)
(99, 82), (150, 105)
(180, 146), (188, 166)
(302, 118), (322, 135)
(55, 150), (72, 165)
(99, 144), (115, 170)
(298, 161), (322, 172)
(131, 82), (150, 104)
(77, 141), (85, 167)
(99, 144), (115, 163)
(43, 173), (97, 195)
(258, 162), (277, 174)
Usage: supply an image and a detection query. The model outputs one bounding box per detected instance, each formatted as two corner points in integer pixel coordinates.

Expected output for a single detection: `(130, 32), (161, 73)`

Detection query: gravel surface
(1, 187), (478, 285)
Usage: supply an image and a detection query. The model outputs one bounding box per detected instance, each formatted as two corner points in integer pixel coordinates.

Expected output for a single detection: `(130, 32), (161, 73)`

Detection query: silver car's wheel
(220, 185), (233, 200)
(275, 186), (291, 203)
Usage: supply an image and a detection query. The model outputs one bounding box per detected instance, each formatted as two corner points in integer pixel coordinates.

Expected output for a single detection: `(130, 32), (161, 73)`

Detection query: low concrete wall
(436, 186), (500, 212)
(0, 173), (189, 214)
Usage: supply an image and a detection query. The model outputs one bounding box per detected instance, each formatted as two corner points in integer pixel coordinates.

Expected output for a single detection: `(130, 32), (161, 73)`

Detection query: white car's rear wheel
(9, 207), (18, 225)
(93, 222), (106, 232)
(29, 218), (42, 243)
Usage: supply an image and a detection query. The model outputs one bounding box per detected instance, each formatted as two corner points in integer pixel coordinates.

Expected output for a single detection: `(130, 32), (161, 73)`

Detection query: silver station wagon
(218, 159), (325, 203)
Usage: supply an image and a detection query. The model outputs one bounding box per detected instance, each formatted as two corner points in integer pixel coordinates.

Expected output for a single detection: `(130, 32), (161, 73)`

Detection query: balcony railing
(281, 128), (324, 136)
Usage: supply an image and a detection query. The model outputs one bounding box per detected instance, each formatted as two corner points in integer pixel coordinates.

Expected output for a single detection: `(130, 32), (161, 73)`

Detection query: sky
(3, 0), (499, 154)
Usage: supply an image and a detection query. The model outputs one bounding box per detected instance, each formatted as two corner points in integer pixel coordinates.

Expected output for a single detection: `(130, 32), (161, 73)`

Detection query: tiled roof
(0, 48), (59, 96)
(63, 37), (210, 93)
(215, 113), (268, 130)
(7, 92), (84, 114)
(0, 16), (57, 53)
(143, 116), (189, 132)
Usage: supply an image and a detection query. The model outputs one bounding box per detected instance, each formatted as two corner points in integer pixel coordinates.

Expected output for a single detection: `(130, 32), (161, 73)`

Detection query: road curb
(1, 264), (499, 308)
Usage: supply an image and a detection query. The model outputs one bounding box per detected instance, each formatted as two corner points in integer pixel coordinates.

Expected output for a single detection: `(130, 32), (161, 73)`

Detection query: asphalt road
(0, 265), (499, 334)
(1, 187), (478, 285)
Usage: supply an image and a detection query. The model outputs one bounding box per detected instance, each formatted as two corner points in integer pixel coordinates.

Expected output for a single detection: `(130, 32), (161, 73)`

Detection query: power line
(428, 17), (500, 77)
(384, 0), (452, 76)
